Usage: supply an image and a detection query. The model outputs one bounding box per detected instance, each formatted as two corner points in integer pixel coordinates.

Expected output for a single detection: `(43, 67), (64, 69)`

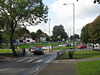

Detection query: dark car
(34, 47), (44, 55)
(29, 46), (44, 55)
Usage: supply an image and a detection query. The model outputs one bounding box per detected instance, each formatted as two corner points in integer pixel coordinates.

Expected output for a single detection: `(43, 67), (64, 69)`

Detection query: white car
(94, 46), (100, 50)
(58, 45), (66, 47)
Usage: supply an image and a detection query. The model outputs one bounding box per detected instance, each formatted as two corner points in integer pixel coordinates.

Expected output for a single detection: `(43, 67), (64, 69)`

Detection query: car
(29, 46), (36, 53)
(94, 46), (100, 50)
(34, 47), (44, 55)
(58, 45), (66, 47)
(77, 44), (87, 49)
(66, 43), (72, 47)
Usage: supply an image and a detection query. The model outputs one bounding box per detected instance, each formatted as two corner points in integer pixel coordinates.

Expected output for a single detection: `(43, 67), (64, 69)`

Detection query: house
(40, 33), (48, 42)
(18, 33), (35, 44)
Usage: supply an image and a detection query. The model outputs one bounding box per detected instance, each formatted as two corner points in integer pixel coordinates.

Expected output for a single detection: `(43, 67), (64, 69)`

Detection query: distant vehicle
(58, 45), (66, 47)
(30, 46), (44, 55)
(42, 46), (51, 50)
(94, 46), (100, 50)
(77, 44), (87, 49)
(29, 46), (36, 53)
(66, 43), (72, 47)
(34, 47), (44, 55)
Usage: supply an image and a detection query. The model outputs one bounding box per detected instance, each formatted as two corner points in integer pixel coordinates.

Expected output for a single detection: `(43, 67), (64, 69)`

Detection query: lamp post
(48, 18), (51, 39)
(63, 3), (75, 58)
(48, 18), (51, 51)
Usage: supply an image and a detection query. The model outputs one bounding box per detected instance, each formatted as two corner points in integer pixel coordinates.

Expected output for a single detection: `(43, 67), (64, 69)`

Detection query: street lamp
(48, 18), (51, 38)
(48, 18), (51, 51)
(63, 3), (75, 56)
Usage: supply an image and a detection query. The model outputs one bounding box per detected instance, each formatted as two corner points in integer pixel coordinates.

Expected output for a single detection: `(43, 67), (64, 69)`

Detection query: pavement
(36, 59), (76, 75)
(36, 58), (100, 75)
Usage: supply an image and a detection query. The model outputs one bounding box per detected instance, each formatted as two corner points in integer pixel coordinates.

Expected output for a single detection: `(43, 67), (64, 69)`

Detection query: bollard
(69, 51), (73, 59)
(57, 52), (59, 58)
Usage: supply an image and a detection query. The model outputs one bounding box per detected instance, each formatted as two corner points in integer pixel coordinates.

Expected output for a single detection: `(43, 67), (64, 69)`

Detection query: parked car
(94, 46), (100, 50)
(58, 44), (66, 47)
(77, 44), (87, 49)
(66, 43), (72, 47)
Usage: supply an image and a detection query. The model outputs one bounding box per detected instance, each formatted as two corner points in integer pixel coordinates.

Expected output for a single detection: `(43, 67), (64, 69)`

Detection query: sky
(27, 0), (100, 37)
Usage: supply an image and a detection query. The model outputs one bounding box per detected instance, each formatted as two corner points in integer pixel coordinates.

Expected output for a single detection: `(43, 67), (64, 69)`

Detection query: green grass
(76, 60), (100, 75)
(58, 51), (100, 59)
(52, 46), (76, 50)
(0, 42), (67, 49)
(0, 49), (12, 53)
(74, 51), (100, 59)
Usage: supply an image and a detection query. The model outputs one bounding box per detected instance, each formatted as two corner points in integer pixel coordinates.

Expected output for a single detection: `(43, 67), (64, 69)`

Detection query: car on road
(30, 46), (45, 55)
(77, 44), (87, 49)
(29, 46), (36, 53)
(34, 47), (44, 55)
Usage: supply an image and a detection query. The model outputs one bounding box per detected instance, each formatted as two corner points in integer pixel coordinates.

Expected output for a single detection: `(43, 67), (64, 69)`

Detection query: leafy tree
(80, 24), (91, 44)
(36, 29), (43, 38)
(30, 32), (37, 40)
(15, 27), (30, 39)
(88, 16), (100, 44)
(81, 15), (100, 49)
(52, 25), (68, 41)
(0, 0), (48, 56)
(70, 34), (80, 41)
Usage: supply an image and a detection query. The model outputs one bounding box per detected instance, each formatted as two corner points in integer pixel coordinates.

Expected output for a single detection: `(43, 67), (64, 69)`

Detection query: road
(0, 51), (57, 75)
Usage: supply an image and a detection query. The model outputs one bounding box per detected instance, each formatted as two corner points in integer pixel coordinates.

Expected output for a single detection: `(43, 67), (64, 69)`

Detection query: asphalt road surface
(0, 52), (57, 75)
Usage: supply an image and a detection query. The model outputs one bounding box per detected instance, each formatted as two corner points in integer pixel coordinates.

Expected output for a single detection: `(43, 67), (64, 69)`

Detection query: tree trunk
(93, 42), (94, 50)
(10, 36), (17, 56)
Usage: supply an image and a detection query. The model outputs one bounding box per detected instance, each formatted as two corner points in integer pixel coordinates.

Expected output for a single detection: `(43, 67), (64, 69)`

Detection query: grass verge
(0, 49), (12, 53)
(58, 51), (100, 59)
(76, 60), (100, 75)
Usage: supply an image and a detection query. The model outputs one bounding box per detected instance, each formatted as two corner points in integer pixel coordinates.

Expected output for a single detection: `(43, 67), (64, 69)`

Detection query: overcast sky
(27, 0), (100, 36)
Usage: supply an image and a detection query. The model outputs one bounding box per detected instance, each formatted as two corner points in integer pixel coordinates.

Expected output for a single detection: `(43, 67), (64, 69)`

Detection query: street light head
(63, 3), (67, 5)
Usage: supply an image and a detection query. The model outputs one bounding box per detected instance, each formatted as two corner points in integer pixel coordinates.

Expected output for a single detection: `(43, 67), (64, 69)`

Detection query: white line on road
(35, 59), (44, 63)
(33, 66), (40, 73)
(16, 58), (26, 62)
(26, 59), (34, 63)
(0, 68), (9, 71)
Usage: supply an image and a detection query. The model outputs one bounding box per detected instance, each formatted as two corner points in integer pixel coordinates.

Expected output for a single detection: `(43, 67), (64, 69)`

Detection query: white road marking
(33, 66), (40, 73)
(16, 58), (26, 62)
(35, 59), (44, 63)
(26, 59), (33, 63)
(0, 68), (9, 71)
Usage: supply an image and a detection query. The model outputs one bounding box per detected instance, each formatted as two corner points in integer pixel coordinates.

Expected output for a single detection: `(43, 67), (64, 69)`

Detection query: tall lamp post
(48, 18), (51, 39)
(48, 18), (51, 51)
(63, 3), (75, 58)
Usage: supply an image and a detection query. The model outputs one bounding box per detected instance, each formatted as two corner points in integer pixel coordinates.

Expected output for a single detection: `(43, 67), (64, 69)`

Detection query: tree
(70, 34), (80, 41)
(89, 16), (100, 44)
(30, 32), (37, 40)
(36, 29), (43, 39)
(81, 15), (100, 49)
(0, 0), (48, 56)
(80, 24), (91, 44)
(15, 27), (30, 39)
(52, 25), (68, 41)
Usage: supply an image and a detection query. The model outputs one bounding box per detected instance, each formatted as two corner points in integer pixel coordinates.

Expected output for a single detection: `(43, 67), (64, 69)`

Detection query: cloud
(27, 0), (100, 36)
(49, 0), (100, 35)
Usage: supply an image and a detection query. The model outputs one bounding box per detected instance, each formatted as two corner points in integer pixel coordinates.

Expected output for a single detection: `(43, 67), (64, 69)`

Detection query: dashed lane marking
(0, 68), (9, 71)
